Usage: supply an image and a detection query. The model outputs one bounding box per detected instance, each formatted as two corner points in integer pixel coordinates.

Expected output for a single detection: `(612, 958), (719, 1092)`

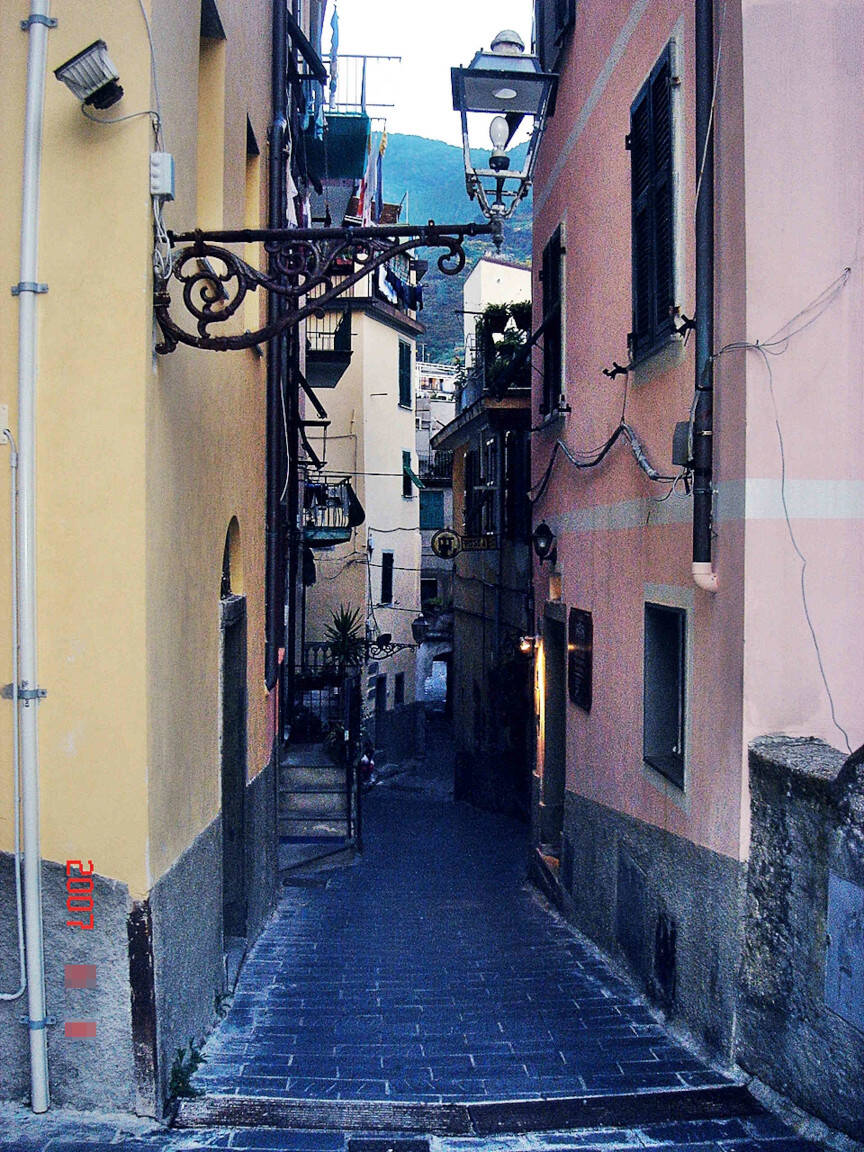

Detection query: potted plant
(324, 603), (366, 669)
(482, 301), (509, 334)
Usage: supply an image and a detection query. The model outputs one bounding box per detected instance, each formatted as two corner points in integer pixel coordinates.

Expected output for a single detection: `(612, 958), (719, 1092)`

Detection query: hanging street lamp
(450, 30), (558, 222)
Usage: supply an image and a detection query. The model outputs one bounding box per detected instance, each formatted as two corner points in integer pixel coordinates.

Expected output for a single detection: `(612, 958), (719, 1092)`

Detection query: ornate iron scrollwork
(154, 220), (501, 354)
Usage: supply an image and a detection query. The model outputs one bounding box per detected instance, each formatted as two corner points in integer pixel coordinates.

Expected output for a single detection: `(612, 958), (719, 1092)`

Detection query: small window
(419, 489), (444, 530)
(420, 577), (438, 605)
(629, 45), (676, 362)
(402, 450), (413, 498)
(541, 226), (563, 414)
(398, 341), (412, 407)
(643, 602), (686, 788)
(394, 672), (405, 706)
(380, 552), (394, 605)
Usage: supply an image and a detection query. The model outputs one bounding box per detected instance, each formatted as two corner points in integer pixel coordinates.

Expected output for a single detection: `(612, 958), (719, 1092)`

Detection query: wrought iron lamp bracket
(154, 220), (501, 354)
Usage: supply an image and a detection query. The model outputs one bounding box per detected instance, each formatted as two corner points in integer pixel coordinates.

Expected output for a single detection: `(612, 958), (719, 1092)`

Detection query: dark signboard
(461, 535), (497, 552)
(568, 607), (593, 712)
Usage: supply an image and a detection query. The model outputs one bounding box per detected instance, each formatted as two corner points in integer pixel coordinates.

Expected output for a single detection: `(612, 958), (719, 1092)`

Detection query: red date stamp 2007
(64, 860), (97, 1039)
(65, 859), (94, 930)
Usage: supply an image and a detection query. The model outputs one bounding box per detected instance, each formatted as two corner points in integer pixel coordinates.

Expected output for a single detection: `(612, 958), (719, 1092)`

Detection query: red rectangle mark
(64, 964), (98, 989)
(64, 1021), (97, 1038)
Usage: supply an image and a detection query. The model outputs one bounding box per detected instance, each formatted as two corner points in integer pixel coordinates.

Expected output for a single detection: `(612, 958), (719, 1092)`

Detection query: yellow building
(0, 0), (325, 1115)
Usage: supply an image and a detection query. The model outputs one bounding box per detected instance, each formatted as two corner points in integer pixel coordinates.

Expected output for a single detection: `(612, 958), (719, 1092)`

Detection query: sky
(323, 0), (535, 147)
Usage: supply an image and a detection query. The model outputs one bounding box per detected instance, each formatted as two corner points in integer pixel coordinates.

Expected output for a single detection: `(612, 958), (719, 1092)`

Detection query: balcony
(303, 478), (364, 547)
(306, 312), (352, 390)
(417, 449), (453, 485)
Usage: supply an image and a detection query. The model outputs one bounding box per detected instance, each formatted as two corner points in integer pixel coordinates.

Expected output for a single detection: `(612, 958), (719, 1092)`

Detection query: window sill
(642, 757), (688, 811)
(536, 406), (567, 432)
(398, 403), (412, 410)
(630, 332), (685, 385)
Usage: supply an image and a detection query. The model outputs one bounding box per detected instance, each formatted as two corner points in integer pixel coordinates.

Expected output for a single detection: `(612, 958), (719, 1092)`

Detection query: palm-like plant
(324, 604), (366, 668)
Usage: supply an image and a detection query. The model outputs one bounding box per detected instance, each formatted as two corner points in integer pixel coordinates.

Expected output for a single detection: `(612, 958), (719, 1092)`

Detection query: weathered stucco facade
(529, 0), (864, 1132)
(0, 0), (319, 1112)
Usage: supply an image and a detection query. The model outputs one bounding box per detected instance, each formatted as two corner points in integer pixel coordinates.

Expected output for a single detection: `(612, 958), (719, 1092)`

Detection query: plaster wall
(463, 259), (531, 366)
(0, 2), (155, 891)
(532, 0), (747, 862)
(145, 0), (272, 886)
(739, 0), (864, 756)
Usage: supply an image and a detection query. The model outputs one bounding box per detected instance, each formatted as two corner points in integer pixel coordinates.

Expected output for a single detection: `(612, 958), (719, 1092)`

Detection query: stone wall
(0, 856), (136, 1111)
(538, 791), (745, 1058)
(739, 736), (864, 1141)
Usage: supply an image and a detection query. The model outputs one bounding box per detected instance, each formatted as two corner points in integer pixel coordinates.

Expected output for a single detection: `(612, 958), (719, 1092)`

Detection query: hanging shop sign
(461, 535), (497, 552)
(430, 529), (462, 560)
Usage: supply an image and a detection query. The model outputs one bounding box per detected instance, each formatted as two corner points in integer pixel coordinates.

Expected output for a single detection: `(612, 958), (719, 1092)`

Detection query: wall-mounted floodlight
(54, 41), (123, 110)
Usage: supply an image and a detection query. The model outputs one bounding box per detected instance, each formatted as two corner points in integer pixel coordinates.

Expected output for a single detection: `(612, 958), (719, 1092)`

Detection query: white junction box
(0, 405), (8, 432)
(150, 152), (175, 200)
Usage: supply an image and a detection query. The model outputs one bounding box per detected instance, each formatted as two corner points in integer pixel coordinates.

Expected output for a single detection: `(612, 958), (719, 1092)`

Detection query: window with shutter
(535, 0), (575, 72)
(541, 226), (563, 415)
(630, 45), (677, 362)
(398, 341), (412, 407)
(380, 552), (394, 605)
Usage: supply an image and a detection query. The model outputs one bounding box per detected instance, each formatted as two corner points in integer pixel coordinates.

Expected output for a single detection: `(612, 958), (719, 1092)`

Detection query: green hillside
(383, 133), (532, 362)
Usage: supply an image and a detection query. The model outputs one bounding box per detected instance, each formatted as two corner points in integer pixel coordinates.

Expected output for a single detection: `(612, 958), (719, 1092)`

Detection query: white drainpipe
(15, 0), (53, 1113)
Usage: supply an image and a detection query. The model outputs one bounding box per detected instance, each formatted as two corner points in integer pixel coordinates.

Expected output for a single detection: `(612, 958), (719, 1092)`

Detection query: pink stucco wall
(739, 0), (864, 760)
(531, 0), (757, 864)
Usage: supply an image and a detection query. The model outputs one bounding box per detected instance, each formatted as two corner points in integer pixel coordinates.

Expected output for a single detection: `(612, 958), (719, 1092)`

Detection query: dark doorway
(541, 615), (566, 856)
(220, 594), (248, 942)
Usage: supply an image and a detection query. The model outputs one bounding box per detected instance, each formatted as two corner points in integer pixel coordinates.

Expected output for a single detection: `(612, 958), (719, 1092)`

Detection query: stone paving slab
(192, 779), (731, 1109)
(0, 1103), (823, 1152)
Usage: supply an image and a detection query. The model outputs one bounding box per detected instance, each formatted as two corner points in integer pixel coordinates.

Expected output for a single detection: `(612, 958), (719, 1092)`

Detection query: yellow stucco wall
(145, 0), (271, 886)
(0, 0), (271, 898)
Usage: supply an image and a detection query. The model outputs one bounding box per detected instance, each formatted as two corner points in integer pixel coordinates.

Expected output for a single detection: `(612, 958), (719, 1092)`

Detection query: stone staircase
(278, 743), (355, 872)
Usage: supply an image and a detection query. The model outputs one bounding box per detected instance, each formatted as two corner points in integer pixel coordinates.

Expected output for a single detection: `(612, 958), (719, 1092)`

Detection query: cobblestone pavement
(0, 725), (824, 1150)
(193, 750), (727, 1105)
(0, 1099), (824, 1151)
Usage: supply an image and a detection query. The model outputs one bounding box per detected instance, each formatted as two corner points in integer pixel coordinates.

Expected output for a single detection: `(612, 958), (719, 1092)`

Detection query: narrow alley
(0, 723), (824, 1151)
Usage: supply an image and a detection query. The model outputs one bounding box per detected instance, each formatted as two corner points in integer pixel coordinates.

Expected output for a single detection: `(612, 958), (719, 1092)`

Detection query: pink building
(529, 0), (863, 1128)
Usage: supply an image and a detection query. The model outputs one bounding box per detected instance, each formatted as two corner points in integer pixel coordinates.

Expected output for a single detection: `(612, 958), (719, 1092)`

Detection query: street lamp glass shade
(531, 521), (557, 562)
(54, 41), (124, 110)
(451, 50), (552, 116)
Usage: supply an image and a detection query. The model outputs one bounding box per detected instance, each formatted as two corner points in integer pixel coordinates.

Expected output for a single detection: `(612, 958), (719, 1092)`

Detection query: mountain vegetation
(383, 133), (532, 363)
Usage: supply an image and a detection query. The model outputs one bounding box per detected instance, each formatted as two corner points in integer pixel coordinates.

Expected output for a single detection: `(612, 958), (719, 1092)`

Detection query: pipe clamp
(20, 15), (57, 29)
(19, 1015), (56, 1029)
(1, 684), (47, 702)
(11, 282), (48, 296)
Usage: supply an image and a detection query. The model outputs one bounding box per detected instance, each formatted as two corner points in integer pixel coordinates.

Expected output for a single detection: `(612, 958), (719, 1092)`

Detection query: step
(176, 1083), (761, 1135)
(279, 791), (349, 816)
(280, 763), (347, 790)
(279, 818), (350, 839)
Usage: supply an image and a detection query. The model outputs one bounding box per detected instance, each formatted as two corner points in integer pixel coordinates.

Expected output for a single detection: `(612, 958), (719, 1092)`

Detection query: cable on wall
(711, 265), (853, 753)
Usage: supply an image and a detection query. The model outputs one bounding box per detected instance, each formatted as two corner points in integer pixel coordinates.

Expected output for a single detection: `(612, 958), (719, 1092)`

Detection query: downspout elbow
(692, 561), (719, 593)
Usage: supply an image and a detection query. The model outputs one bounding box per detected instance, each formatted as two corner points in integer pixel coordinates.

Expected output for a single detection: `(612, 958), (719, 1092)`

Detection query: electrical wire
(137, 0), (166, 150)
(0, 429), (26, 1002)
(694, 0), (728, 220)
(711, 266), (854, 753)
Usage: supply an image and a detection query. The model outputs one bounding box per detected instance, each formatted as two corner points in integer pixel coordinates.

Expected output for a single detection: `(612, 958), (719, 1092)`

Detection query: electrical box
(672, 420), (692, 467)
(150, 152), (175, 200)
(0, 405), (8, 432)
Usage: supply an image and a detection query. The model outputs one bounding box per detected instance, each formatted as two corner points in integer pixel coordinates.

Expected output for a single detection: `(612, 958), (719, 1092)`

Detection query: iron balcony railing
(417, 450), (453, 482)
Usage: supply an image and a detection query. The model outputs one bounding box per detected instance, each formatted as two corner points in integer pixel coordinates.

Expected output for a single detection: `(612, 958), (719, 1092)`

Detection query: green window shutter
(630, 45), (675, 361)
(398, 341), (412, 407)
(419, 489), (444, 530)
(402, 449), (424, 497)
